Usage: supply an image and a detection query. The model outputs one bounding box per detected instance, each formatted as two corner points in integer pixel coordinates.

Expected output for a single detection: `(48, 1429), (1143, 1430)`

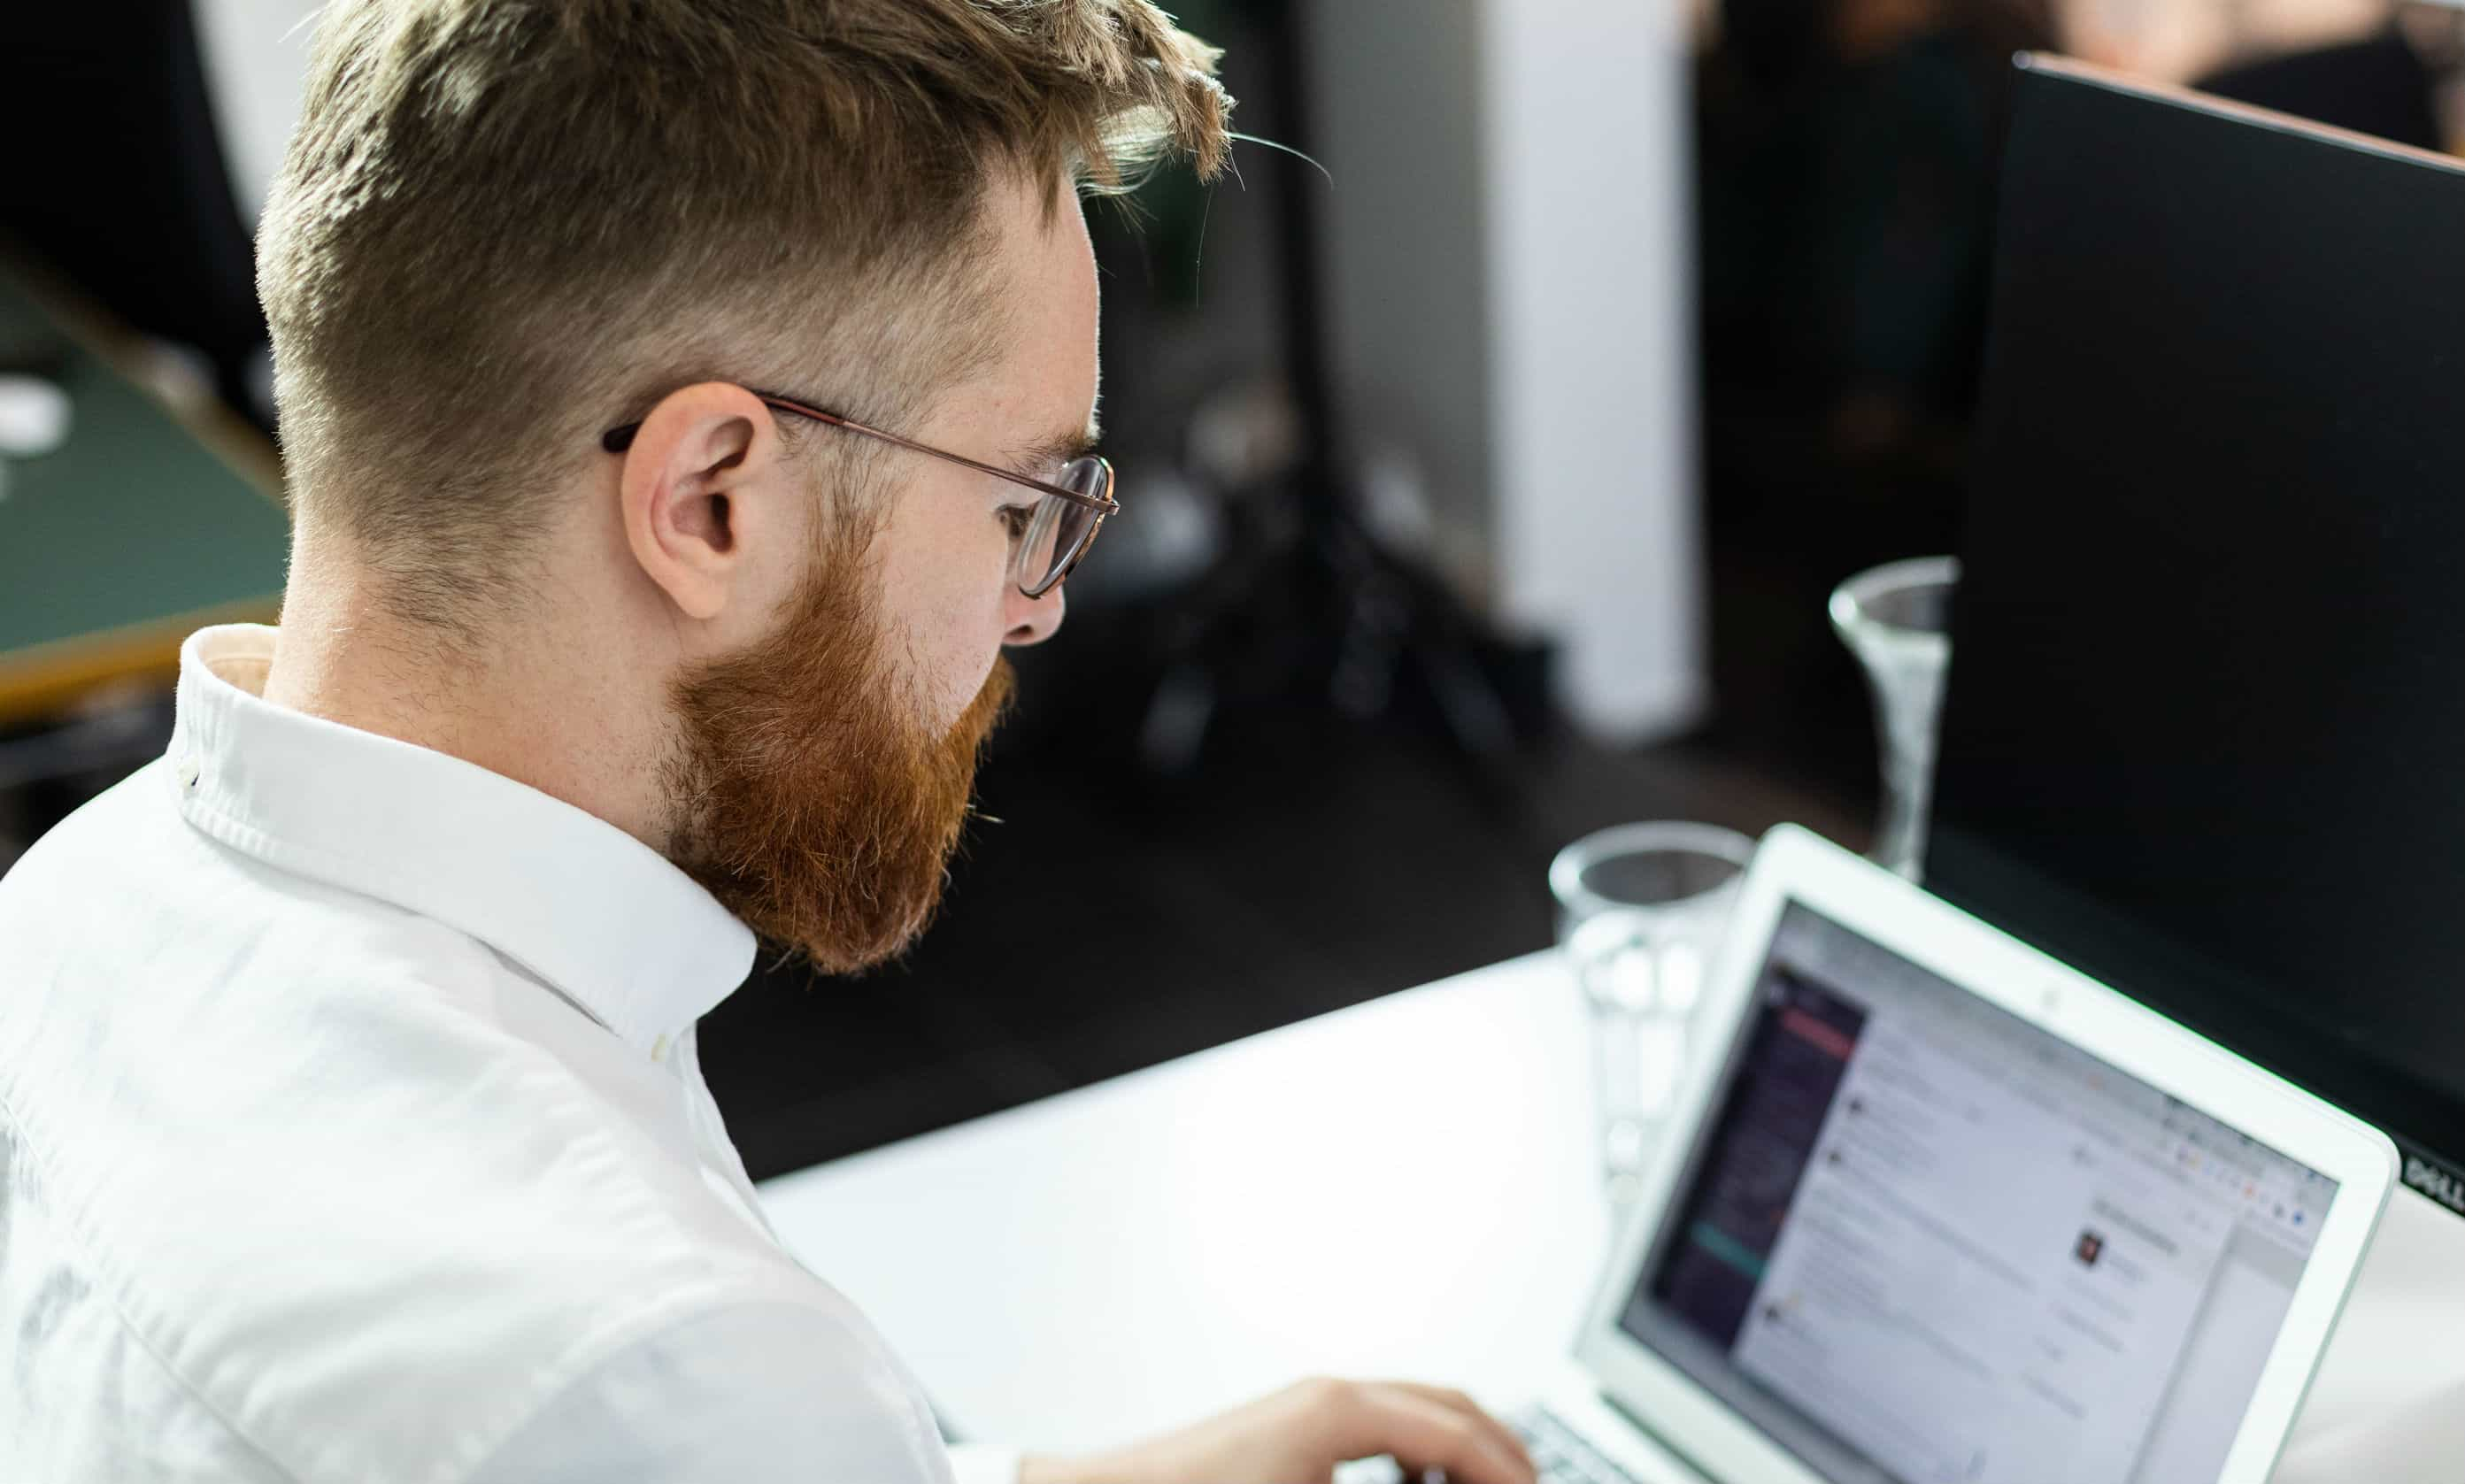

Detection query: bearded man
(0, 3), (1533, 1481)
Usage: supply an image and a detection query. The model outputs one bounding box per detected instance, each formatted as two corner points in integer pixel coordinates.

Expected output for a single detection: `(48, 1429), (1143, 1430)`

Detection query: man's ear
(618, 382), (784, 622)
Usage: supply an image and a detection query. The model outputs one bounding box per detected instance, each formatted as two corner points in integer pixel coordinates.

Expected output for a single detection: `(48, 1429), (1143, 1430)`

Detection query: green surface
(0, 275), (288, 657)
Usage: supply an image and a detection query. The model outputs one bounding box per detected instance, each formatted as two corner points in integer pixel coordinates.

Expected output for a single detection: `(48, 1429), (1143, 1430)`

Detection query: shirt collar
(167, 624), (756, 1055)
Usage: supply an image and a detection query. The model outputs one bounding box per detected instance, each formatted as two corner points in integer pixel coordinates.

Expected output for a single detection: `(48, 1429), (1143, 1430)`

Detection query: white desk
(759, 953), (2465, 1475)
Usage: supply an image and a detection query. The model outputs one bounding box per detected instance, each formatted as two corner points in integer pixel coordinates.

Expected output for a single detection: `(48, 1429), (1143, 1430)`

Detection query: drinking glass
(1550, 822), (1755, 1204)
(1829, 556), (1959, 881)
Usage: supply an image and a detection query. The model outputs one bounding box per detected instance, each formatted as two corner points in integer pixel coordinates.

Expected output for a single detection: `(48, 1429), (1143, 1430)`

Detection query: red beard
(665, 543), (1014, 974)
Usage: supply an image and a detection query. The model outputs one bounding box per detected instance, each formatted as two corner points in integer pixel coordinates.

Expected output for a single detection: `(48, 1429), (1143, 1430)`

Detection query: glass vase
(1829, 557), (1959, 880)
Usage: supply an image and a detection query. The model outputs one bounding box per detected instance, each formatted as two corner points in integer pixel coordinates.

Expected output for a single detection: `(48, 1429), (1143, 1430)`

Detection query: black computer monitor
(1928, 56), (2465, 1217)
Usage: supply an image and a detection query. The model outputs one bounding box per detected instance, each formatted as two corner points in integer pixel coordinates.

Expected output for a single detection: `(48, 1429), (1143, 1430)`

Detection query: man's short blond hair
(258, 0), (1229, 624)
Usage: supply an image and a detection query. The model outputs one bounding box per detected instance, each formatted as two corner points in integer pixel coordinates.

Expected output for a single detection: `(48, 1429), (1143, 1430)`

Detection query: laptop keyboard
(1514, 1406), (1658, 1484)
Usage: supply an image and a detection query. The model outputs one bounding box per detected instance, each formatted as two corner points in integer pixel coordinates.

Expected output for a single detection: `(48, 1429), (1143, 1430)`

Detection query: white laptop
(1514, 825), (2396, 1484)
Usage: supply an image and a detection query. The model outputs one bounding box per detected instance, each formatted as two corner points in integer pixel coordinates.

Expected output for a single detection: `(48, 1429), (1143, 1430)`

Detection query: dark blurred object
(1698, 0), (2053, 527)
(1137, 0), (1533, 779)
(1930, 51), (2465, 1223)
(1029, 0), (1540, 784)
(1692, 0), (2055, 798)
(0, 2), (269, 425)
(2199, 23), (2443, 151)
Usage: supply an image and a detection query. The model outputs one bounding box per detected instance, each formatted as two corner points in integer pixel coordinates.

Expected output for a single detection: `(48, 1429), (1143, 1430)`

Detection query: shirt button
(651, 1033), (670, 1062)
(175, 757), (201, 788)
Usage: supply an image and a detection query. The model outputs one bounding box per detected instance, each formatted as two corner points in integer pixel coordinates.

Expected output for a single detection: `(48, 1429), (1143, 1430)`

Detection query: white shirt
(0, 625), (1020, 1483)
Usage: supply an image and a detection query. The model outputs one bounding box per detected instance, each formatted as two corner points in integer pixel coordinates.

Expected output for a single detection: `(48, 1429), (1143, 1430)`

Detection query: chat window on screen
(1620, 905), (2330, 1484)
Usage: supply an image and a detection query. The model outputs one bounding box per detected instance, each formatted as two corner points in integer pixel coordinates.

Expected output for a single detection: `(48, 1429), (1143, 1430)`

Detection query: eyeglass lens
(1018, 457), (1110, 596)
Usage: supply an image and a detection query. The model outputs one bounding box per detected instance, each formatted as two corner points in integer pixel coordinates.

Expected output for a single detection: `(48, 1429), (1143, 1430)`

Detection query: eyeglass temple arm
(600, 394), (1117, 516)
(780, 399), (1117, 515)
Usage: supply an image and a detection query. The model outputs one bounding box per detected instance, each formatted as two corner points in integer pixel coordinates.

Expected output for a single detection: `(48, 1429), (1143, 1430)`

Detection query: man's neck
(262, 559), (673, 852)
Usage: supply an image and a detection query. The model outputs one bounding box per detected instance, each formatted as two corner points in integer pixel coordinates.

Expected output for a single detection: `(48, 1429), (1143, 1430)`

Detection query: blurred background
(2, 0), (2453, 1178)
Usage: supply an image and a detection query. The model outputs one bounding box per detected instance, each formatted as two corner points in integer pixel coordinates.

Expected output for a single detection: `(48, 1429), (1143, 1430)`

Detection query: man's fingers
(1309, 1383), (1535, 1484)
(1382, 1389), (1534, 1484)
(1383, 1383), (1532, 1475)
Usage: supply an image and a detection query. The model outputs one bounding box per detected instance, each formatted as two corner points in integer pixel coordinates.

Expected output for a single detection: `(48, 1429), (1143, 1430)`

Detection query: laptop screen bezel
(1568, 823), (2396, 1484)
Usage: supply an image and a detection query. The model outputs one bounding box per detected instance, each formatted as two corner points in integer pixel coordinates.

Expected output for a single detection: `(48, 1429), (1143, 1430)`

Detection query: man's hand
(1016, 1378), (1537, 1484)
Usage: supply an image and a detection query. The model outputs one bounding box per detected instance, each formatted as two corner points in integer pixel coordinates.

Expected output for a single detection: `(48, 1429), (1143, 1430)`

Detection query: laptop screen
(1615, 903), (2337, 1484)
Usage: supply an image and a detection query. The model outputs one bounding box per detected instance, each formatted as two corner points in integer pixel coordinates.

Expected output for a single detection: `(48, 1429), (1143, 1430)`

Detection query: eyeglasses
(601, 388), (1116, 599)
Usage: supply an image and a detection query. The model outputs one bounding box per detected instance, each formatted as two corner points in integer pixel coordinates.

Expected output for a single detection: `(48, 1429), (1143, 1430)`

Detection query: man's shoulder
(3, 755), (435, 966)
(0, 769), (862, 1480)
(0, 950), (841, 1482)
(1, 757), (178, 902)
(2, 752), (508, 1003)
